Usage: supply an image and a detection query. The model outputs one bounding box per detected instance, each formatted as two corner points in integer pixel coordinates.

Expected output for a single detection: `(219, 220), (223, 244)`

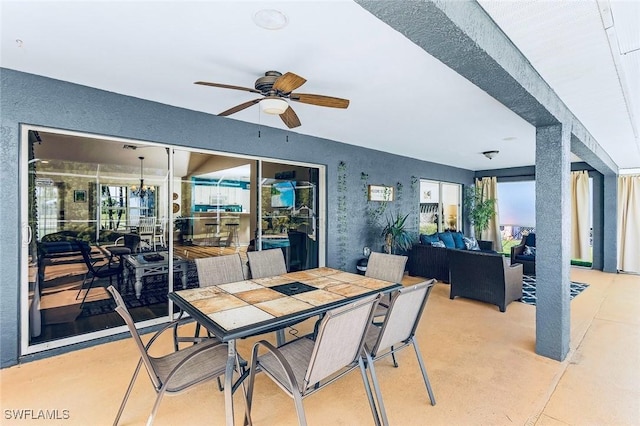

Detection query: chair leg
(245, 346), (260, 426)
(147, 384), (168, 426)
(366, 352), (389, 426)
(411, 337), (436, 405)
(390, 346), (398, 368)
(292, 392), (307, 426)
(114, 359), (144, 426)
(359, 357), (382, 426)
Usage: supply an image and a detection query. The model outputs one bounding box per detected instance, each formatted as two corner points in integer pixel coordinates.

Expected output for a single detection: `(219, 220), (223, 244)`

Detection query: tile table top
(170, 267), (401, 341)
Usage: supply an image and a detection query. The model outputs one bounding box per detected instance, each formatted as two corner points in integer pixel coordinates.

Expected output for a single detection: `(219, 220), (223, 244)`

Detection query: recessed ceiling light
(16, 39), (23, 48)
(253, 9), (288, 30)
(502, 136), (517, 141)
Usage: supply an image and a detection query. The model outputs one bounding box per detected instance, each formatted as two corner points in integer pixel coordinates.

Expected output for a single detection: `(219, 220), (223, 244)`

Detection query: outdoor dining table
(168, 266), (402, 426)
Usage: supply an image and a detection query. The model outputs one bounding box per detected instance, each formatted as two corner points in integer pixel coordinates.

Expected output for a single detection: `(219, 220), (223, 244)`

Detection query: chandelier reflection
(130, 156), (155, 199)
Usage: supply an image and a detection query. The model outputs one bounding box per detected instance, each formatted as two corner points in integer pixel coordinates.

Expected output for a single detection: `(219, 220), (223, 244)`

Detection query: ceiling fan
(195, 71), (350, 129)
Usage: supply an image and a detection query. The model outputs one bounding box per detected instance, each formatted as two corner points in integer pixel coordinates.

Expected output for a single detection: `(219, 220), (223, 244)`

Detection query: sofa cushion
(515, 254), (536, 262)
(524, 245), (536, 256)
(419, 233), (439, 245)
(464, 236), (481, 251)
(431, 240), (446, 248)
(452, 232), (466, 249)
(437, 232), (456, 249)
(525, 233), (536, 247)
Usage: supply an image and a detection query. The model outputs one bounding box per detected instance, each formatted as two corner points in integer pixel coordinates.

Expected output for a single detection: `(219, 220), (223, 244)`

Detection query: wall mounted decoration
(368, 185), (394, 202)
(73, 190), (86, 203)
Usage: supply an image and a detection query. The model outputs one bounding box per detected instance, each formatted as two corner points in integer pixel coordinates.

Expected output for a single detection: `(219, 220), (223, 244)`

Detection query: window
(419, 180), (461, 234)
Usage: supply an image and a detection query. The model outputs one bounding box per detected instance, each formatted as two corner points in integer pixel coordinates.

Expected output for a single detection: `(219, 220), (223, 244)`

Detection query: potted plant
(463, 186), (496, 240)
(381, 212), (413, 255)
(174, 216), (189, 244)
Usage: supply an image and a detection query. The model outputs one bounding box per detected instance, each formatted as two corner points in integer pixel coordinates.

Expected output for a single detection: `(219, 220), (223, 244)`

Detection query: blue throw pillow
(525, 233), (536, 247)
(452, 232), (466, 249)
(437, 232), (455, 249)
(431, 241), (446, 248)
(419, 233), (439, 245)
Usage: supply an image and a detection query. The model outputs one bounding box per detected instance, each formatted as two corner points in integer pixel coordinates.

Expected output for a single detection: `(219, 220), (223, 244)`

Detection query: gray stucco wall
(0, 69), (473, 367)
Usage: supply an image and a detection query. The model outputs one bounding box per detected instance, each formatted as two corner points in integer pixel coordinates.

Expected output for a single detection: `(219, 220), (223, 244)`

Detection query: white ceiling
(1, 0), (638, 172)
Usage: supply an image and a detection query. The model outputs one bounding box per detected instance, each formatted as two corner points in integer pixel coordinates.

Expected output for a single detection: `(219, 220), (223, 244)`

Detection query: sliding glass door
(21, 126), (325, 355)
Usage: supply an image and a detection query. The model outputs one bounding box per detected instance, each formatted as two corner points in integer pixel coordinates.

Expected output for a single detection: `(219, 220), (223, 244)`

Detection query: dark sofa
(448, 249), (523, 312)
(408, 231), (493, 282)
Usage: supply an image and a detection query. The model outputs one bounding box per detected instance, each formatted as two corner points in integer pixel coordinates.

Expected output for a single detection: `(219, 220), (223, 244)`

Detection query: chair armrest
(114, 236), (124, 246)
(250, 339), (301, 392)
(504, 261), (523, 284)
(511, 242), (526, 258)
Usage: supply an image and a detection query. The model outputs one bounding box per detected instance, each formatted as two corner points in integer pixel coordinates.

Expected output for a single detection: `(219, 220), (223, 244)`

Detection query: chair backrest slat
(372, 280), (435, 356)
(365, 252), (407, 283)
(107, 285), (161, 388)
(138, 217), (156, 235)
(304, 295), (378, 390)
(247, 249), (287, 279)
(195, 254), (245, 287)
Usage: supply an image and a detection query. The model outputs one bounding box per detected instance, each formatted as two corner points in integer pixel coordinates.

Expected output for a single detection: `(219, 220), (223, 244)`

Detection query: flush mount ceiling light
(482, 150), (499, 160)
(260, 97), (288, 115)
(253, 9), (288, 30)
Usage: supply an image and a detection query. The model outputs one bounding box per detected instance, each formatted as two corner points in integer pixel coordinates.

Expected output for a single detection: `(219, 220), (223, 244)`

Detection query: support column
(602, 175), (618, 273)
(535, 124), (571, 361)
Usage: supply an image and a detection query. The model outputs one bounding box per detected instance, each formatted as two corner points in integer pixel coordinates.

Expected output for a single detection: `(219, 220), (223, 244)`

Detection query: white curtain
(571, 171), (590, 260)
(617, 175), (640, 273)
(476, 177), (503, 252)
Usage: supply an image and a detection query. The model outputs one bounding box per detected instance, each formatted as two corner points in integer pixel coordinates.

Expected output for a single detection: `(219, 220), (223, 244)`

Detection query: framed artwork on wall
(368, 185), (394, 202)
(73, 190), (87, 203)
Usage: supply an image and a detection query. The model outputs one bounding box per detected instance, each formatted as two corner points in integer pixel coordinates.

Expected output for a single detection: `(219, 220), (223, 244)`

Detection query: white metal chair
(245, 294), (382, 426)
(361, 280), (437, 425)
(107, 285), (241, 426)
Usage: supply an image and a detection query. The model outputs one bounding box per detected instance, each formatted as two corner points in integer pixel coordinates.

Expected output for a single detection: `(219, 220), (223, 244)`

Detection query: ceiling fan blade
(195, 81), (261, 94)
(218, 98), (262, 116)
(280, 106), (301, 129)
(272, 72), (307, 93)
(290, 93), (350, 109)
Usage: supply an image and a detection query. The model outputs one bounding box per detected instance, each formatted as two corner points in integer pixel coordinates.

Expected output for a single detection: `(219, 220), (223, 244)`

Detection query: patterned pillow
(431, 240), (446, 248)
(464, 237), (481, 251)
(524, 245), (536, 256)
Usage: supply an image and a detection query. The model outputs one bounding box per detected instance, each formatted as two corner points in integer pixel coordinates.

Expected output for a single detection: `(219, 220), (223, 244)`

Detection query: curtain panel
(476, 177), (502, 252)
(617, 175), (640, 273)
(571, 171), (590, 260)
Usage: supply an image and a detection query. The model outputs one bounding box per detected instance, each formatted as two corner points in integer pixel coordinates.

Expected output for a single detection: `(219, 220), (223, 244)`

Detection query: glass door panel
(25, 129), (170, 349)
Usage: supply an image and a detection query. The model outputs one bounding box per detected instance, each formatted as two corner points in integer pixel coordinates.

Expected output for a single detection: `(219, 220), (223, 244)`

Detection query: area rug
(78, 261), (201, 317)
(519, 275), (589, 306)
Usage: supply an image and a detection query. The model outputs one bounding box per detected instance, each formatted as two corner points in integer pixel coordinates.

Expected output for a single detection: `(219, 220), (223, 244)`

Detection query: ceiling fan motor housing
(255, 71), (283, 94)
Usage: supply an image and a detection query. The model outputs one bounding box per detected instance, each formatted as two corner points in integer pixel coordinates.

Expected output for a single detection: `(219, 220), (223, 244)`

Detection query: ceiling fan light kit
(195, 70), (349, 129)
(482, 150), (499, 159)
(260, 97), (288, 115)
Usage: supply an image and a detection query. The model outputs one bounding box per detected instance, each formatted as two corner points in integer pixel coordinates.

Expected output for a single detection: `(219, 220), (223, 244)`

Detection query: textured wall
(0, 69), (473, 366)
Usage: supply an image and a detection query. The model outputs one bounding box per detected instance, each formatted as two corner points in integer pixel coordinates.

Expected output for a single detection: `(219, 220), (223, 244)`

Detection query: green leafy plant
(464, 186), (496, 239)
(381, 211), (413, 254)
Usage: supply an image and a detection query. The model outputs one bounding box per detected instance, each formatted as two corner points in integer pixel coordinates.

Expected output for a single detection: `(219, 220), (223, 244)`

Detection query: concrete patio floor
(1, 267), (638, 425)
